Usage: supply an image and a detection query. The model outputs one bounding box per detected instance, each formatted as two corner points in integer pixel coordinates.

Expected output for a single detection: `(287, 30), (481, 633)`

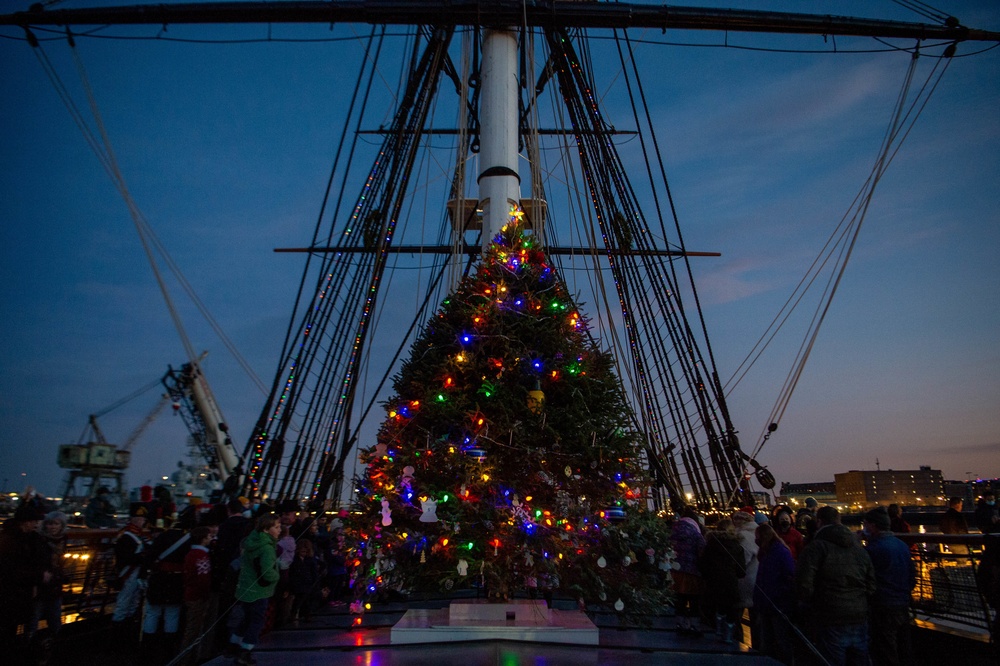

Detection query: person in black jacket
(0, 503), (49, 663)
(939, 497), (969, 534)
(974, 491), (999, 534)
(796, 506), (876, 666)
(142, 523), (191, 660)
(699, 518), (747, 644)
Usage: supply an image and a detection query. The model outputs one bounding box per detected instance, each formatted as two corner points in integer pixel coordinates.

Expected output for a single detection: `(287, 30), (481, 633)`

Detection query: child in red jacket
(179, 527), (214, 665)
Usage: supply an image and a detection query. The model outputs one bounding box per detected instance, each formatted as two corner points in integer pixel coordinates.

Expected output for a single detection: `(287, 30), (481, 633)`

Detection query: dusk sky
(2, 1), (998, 502)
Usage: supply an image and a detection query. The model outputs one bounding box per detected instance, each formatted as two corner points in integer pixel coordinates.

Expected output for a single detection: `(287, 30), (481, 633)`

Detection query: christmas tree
(346, 207), (672, 616)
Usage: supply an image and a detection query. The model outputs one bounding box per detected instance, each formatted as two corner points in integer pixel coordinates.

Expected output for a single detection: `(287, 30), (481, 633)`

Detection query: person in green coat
(226, 514), (281, 665)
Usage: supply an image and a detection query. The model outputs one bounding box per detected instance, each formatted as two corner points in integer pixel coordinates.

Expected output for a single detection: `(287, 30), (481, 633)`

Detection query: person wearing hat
(111, 503), (150, 633)
(863, 506), (916, 666)
(33, 511), (69, 646)
(84, 486), (117, 528)
(0, 503), (49, 660)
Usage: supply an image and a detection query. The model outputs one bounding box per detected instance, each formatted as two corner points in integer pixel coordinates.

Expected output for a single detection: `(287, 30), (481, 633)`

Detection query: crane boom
(123, 394), (170, 452)
(162, 356), (242, 487)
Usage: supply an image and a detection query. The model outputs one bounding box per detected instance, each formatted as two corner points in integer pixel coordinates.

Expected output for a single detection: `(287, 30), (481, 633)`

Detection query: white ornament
(597, 556), (607, 568)
(623, 556), (632, 567)
(457, 559), (469, 576)
(401, 465), (415, 488)
(380, 499), (392, 526)
(614, 598), (625, 611)
(419, 497), (439, 523)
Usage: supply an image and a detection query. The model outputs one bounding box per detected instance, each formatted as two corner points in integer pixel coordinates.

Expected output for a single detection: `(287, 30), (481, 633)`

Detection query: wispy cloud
(932, 441), (1000, 455)
(696, 255), (785, 305)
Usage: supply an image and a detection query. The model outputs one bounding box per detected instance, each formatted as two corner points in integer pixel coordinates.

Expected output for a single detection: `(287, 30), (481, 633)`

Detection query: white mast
(477, 28), (521, 249)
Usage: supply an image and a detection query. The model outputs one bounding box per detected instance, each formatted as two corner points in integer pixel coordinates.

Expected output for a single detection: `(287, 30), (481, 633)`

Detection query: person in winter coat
(754, 523), (796, 665)
(83, 487), (117, 528)
(774, 508), (805, 560)
(0, 503), (49, 662)
(288, 538), (327, 621)
(179, 526), (214, 666)
(670, 506), (706, 635)
(731, 510), (759, 645)
(863, 507), (916, 666)
(974, 491), (1000, 534)
(227, 514), (281, 666)
(35, 512), (69, 637)
(975, 534), (1000, 663)
(699, 518), (747, 644)
(796, 506), (876, 666)
(111, 503), (149, 632)
(143, 523), (192, 658)
(887, 504), (911, 534)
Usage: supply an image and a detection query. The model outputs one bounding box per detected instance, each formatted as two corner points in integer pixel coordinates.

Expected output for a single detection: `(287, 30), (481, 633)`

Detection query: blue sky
(2, 1), (998, 500)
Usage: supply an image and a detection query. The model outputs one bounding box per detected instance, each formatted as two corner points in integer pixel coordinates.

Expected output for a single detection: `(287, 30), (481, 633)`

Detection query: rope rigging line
(612, 27), (750, 502)
(246, 25), (461, 502)
(542, 25), (747, 508)
(27, 29), (268, 396)
(246, 27), (391, 495)
(744, 43), (955, 464)
(888, 0), (952, 24)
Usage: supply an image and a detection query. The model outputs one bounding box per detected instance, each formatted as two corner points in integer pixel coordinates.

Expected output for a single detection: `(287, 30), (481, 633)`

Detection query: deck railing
(897, 532), (994, 638)
(58, 528), (120, 625)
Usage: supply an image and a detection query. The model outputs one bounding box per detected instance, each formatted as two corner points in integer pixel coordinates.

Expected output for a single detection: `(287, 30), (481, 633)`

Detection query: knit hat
(44, 511), (69, 527)
(754, 511), (770, 525)
(731, 510), (753, 524)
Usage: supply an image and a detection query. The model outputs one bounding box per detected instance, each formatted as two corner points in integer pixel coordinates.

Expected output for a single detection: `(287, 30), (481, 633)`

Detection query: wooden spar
(3, 1), (999, 43)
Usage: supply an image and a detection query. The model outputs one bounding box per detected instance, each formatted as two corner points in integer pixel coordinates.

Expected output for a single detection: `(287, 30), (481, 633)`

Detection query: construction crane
(161, 354), (244, 504)
(57, 384), (168, 513)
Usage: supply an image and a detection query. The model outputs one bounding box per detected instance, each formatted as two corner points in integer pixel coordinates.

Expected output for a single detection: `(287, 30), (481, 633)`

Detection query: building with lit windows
(778, 482), (838, 508)
(835, 466), (944, 510)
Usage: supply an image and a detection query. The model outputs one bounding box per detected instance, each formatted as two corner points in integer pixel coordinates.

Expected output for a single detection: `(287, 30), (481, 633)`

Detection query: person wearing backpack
(226, 514), (280, 666)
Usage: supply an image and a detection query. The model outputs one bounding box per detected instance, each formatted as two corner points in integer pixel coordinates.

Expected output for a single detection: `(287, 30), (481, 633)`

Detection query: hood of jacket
(242, 528), (276, 559)
(815, 523), (857, 548)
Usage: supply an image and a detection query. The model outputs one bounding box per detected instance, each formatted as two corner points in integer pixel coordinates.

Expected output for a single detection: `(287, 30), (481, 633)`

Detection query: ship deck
(203, 597), (775, 665)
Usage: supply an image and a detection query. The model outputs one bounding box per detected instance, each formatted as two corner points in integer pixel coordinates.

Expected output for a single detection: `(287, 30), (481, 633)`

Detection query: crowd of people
(0, 490), (350, 666)
(667, 497), (1000, 666)
(2, 486), (999, 666)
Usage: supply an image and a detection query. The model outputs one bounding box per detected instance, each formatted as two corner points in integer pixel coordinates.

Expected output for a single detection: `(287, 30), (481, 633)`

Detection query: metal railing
(897, 532), (995, 638)
(44, 528), (998, 644)
(58, 527), (120, 625)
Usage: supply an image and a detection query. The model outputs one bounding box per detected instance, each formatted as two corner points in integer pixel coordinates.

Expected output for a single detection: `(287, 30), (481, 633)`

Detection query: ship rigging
(5, 1), (998, 511)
